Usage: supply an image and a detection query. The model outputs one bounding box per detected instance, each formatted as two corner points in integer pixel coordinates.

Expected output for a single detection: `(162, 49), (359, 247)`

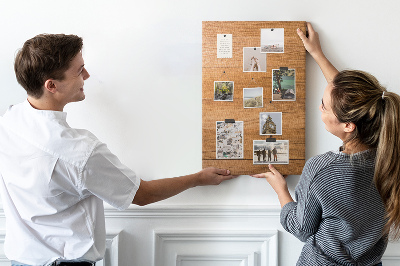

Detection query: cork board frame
(202, 21), (306, 176)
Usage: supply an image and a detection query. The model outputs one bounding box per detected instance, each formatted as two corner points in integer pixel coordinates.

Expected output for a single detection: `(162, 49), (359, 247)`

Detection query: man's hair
(14, 34), (83, 98)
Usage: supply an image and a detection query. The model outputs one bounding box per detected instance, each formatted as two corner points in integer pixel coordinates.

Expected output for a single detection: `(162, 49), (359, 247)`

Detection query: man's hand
(133, 167), (236, 206)
(196, 167), (236, 186)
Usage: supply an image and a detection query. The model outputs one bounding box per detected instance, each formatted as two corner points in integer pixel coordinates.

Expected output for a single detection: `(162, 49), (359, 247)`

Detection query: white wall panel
(0, 207), (400, 265)
(382, 257), (400, 266)
(1, 0), (400, 265)
(154, 230), (277, 266)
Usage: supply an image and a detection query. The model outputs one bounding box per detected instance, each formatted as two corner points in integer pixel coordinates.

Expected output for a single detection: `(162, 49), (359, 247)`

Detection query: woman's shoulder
(302, 151), (342, 177)
(306, 150), (340, 167)
(302, 149), (375, 179)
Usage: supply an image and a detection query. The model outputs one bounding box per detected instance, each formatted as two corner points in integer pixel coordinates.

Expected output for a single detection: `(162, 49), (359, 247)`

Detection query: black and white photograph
(272, 69), (296, 101)
(253, 140), (289, 164)
(214, 81), (234, 101)
(216, 121), (244, 159)
(243, 87), (263, 108)
(261, 28), (284, 53)
(259, 112), (282, 135)
(243, 47), (267, 72)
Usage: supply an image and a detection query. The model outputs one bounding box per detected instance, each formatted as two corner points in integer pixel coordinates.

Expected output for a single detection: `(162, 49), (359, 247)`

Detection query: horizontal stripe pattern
(281, 150), (387, 265)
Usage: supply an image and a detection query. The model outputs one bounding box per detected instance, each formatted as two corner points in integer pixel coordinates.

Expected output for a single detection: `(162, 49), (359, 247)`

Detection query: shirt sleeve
(81, 142), (140, 210)
(280, 159), (323, 242)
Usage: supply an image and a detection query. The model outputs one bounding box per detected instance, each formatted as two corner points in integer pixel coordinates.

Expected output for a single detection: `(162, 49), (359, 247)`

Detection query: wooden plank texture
(202, 21), (306, 175)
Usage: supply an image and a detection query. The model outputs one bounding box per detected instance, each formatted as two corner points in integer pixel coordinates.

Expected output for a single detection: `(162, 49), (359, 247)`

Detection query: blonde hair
(331, 70), (400, 239)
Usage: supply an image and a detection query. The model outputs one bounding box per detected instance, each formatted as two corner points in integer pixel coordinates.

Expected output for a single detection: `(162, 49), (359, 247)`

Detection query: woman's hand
(297, 22), (324, 58)
(252, 164), (294, 207)
(297, 22), (339, 83)
(252, 164), (288, 193)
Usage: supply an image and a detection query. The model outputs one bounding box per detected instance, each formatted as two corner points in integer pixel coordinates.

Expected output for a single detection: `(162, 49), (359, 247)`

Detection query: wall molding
(154, 230), (278, 266)
(103, 205), (281, 218)
(100, 230), (121, 266)
(382, 255), (400, 261)
(176, 254), (256, 266)
(0, 205), (282, 219)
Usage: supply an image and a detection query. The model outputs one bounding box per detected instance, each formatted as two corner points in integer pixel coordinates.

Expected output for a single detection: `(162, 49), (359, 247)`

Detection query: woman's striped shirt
(281, 150), (387, 265)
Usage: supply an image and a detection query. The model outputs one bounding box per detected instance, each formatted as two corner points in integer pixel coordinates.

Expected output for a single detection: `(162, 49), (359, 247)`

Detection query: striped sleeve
(280, 153), (336, 242)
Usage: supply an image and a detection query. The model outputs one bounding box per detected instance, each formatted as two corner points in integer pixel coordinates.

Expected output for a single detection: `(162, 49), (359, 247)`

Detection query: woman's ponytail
(332, 70), (400, 239)
(375, 92), (400, 239)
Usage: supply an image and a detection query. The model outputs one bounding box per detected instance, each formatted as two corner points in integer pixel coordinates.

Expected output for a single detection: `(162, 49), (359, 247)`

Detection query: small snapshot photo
(272, 69), (296, 101)
(243, 87), (263, 108)
(259, 112), (282, 135)
(261, 28), (284, 53)
(216, 121), (244, 159)
(253, 140), (289, 165)
(214, 81), (234, 101)
(243, 47), (267, 72)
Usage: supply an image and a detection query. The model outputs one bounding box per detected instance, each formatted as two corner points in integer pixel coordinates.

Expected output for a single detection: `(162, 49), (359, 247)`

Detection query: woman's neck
(341, 140), (370, 154)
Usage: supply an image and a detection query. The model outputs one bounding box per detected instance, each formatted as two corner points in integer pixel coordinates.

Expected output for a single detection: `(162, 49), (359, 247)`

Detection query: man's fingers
(212, 168), (231, 176)
(223, 174), (239, 180)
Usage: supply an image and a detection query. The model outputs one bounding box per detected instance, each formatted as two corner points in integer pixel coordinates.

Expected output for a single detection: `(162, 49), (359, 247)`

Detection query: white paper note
(217, 34), (232, 58)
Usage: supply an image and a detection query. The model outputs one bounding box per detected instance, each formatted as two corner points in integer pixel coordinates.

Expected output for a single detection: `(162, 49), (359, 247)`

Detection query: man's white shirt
(0, 100), (140, 265)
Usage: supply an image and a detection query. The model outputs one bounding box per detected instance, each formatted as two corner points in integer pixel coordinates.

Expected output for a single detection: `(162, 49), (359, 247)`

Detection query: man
(0, 34), (235, 266)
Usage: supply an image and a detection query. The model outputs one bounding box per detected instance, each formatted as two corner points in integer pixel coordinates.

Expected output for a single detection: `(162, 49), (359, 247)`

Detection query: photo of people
(243, 87), (263, 108)
(216, 121), (244, 159)
(259, 112), (282, 135)
(253, 140), (289, 164)
(272, 69), (296, 101)
(214, 81), (234, 101)
(261, 28), (284, 53)
(243, 47), (267, 72)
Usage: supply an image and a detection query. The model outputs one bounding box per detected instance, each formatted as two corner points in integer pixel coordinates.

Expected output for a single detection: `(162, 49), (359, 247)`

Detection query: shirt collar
(24, 99), (67, 121)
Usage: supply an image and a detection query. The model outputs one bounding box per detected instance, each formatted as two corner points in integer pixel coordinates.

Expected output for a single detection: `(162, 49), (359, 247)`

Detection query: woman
(253, 22), (400, 265)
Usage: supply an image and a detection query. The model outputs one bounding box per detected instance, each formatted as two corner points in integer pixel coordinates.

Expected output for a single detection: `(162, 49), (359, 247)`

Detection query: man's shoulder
(1, 101), (101, 168)
(43, 127), (101, 169)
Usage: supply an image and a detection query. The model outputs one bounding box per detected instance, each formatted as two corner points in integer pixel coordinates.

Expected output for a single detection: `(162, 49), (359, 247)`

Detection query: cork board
(202, 21), (306, 176)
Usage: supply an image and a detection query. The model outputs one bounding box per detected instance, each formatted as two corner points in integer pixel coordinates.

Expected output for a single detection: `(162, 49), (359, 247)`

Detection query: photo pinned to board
(214, 81), (234, 101)
(272, 69), (296, 101)
(243, 47), (266, 72)
(260, 112), (282, 135)
(243, 87), (263, 108)
(253, 140), (289, 165)
(216, 121), (244, 159)
(261, 28), (284, 53)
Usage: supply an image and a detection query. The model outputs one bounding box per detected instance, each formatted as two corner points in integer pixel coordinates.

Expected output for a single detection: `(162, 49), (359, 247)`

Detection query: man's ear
(344, 122), (356, 133)
(44, 79), (57, 94)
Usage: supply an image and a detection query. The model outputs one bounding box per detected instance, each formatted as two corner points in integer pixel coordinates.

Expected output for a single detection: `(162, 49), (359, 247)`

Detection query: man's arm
(297, 22), (339, 83)
(132, 167), (234, 206)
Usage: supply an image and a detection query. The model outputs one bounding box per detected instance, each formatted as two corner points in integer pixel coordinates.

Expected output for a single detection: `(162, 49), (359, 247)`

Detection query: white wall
(1, 0), (400, 265)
